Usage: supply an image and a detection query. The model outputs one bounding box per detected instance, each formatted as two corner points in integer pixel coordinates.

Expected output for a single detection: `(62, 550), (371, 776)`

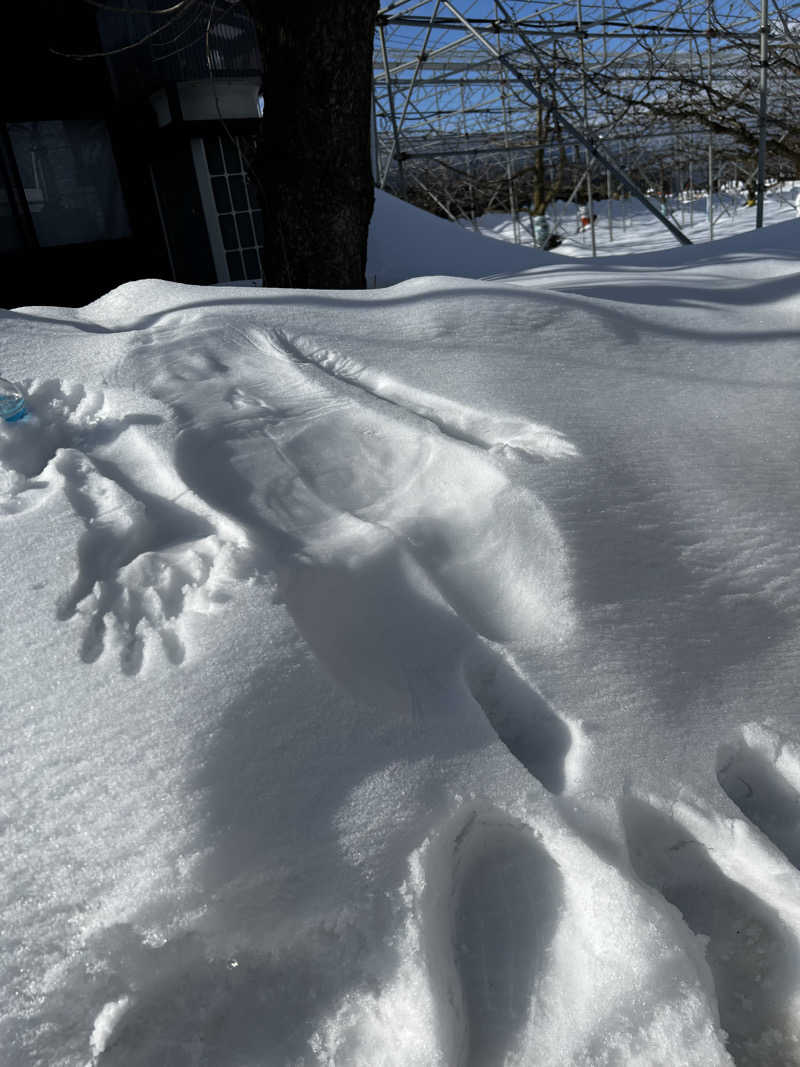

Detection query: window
(6, 120), (130, 248)
(199, 134), (263, 282)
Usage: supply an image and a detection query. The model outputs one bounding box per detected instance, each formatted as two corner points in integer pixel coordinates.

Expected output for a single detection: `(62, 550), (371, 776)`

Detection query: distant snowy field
(3, 191), (800, 1066)
(470, 183), (800, 258)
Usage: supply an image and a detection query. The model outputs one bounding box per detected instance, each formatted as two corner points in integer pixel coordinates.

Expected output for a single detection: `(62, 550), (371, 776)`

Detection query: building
(1, 0), (265, 309)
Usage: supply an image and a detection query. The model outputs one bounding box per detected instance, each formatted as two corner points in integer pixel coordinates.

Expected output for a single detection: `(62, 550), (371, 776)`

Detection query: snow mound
(367, 188), (550, 285)
(3, 196), (800, 1065)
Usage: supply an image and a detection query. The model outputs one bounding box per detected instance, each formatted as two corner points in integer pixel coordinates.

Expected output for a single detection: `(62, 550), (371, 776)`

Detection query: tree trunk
(243, 0), (378, 289)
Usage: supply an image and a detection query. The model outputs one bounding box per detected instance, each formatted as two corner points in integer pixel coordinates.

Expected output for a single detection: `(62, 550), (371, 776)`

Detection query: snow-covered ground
(472, 183), (800, 258)
(3, 191), (800, 1066)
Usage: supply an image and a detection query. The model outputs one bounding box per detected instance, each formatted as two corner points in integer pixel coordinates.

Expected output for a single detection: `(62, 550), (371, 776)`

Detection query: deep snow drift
(367, 188), (549, 284)
(3, 193), (800, 1067)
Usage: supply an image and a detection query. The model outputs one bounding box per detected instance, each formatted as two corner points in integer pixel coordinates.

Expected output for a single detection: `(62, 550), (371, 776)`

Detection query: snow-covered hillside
(3, 193), (800, 1066)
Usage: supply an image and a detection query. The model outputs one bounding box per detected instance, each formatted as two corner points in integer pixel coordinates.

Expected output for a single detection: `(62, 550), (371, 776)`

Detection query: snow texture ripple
(2, 193), (800, 1065)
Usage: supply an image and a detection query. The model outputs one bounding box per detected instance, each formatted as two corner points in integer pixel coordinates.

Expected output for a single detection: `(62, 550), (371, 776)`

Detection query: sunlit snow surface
(3, 194), (800, 1067)
(471, 184), (800, 260)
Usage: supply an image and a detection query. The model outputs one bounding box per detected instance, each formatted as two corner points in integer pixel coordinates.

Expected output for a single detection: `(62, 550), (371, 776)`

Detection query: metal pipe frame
(374, 0), (797, 250)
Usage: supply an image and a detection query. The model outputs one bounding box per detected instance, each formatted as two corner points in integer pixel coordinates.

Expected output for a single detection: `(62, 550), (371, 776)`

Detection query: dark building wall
(0, 1), (171, 308)
(96, 1), (261, 97)
(150, 138), (217, 285)
(2, 1), (110, 116)
(0, 1), (263, 307)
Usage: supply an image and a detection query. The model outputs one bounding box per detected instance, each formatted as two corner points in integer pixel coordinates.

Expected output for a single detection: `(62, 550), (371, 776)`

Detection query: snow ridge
(255, 326), (579, 462)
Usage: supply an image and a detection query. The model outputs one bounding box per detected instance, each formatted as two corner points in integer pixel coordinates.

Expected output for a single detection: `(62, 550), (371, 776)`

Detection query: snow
(89, 998), (131, 1061)
(367, 189), (549, 284)
(471, 183), (800, 260)
(2, 188), (800, 1066)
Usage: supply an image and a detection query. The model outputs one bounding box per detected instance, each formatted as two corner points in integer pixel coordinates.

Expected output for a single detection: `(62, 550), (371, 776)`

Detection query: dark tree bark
(242, 0), (378, 289)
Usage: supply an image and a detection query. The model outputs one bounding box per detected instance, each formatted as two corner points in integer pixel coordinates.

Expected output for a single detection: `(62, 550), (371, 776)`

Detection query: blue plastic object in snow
(0, 378), (26, 422)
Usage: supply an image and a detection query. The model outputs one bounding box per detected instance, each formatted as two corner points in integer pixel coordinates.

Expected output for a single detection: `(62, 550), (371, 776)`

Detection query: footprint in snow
(463, 642), (571, 795)
(452, 812), (561, 1067)
(622, 796), (800, 1066)
(717, 729), (800, 871)
(422, 807), (563, 1067)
